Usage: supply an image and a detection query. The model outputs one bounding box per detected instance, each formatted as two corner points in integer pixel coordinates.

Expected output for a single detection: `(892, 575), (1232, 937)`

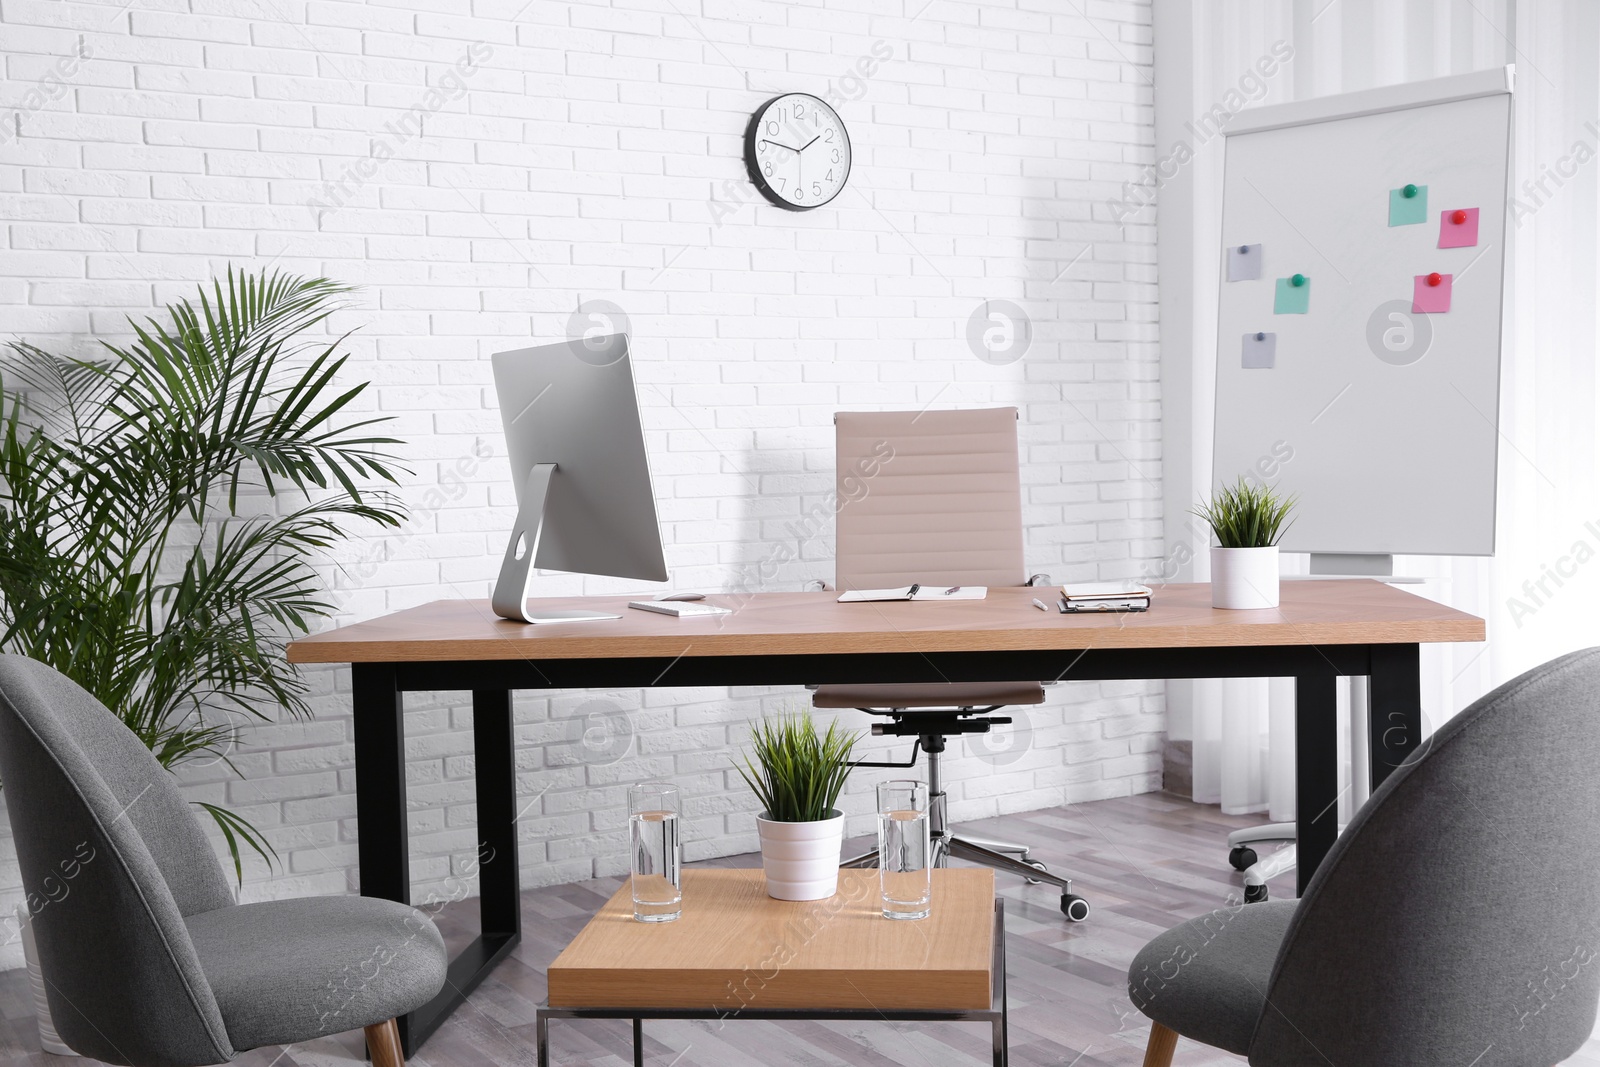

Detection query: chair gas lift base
(840, 706), (1091, 922)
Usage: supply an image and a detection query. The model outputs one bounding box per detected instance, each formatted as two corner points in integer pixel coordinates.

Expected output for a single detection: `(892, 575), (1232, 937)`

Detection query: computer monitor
(489, 334), (668, 623)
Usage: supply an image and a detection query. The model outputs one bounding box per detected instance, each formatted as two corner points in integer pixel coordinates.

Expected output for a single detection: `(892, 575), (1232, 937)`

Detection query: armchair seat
(1126, 899), (1295, 1055)
(0, 653), (445, 1066)
(812, 680), (1045, 709)
(1126, 649), (1600, 1067)
(186, 896), (448, 1050)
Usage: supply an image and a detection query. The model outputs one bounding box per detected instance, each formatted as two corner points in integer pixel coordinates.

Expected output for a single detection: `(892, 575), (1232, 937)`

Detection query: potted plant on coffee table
(1192, 476), (1298, 609)
(737, 713), (860, 901)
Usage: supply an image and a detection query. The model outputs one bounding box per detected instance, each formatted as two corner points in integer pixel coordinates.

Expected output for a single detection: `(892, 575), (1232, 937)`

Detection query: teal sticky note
(1389, 184), (1428, 226)
(1274, 275), (1310, 314)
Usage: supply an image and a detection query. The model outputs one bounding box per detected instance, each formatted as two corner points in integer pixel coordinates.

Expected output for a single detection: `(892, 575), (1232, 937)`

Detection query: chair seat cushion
(812, 681), (1045, 709)
(186, 896), (448, 1050)
(1126, 900), (1297, 1055)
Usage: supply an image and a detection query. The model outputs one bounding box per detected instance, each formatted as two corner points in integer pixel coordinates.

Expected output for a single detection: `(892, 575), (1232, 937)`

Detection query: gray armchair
(0, 654), (447, 1067)
(1127, 647), (1600, 1066)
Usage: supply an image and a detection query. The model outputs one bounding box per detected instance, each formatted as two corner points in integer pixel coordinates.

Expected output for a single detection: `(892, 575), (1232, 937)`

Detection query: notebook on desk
(1061, 581), (1153, 602)
(1059, 581), (1152, 614)
(837, 585), (988, 602)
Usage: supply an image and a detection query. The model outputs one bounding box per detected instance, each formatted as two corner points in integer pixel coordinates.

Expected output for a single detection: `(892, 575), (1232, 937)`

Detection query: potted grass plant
(1193, 477), (1297, 609)
(737, 713), (860, 901)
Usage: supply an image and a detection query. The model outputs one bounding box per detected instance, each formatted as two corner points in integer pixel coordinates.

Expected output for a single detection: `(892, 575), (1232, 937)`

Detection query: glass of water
(628, 782), (681, 923)
(877, 780), (931, 920)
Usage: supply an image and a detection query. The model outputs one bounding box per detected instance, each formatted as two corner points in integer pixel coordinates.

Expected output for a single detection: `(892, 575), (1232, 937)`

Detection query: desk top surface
(545, 868), (995, 1011)
(287, 581), (1484, 664)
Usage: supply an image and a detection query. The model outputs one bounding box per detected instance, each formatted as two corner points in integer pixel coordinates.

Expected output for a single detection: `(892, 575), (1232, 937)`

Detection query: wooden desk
(287, 580), (1483, 1052)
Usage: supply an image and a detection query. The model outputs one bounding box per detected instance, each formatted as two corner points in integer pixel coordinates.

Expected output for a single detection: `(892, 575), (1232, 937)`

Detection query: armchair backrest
(1254, 648), (1600, 1066)
(0, 655), (236, 1065)
(833, 407), (1026, 591)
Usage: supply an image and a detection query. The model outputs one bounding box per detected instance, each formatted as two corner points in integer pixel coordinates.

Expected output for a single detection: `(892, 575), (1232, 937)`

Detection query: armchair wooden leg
(1142, 1022), (1179, 1067)
(365, 1018), (405, 1067)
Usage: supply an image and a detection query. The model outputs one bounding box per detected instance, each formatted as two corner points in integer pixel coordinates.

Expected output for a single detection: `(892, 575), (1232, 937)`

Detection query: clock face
(742, 93), (852, 211)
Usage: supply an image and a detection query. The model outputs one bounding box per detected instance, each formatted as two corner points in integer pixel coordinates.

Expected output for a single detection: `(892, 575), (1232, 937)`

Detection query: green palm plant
(736, 712), (860, 823)
(0, 268), (406, 879)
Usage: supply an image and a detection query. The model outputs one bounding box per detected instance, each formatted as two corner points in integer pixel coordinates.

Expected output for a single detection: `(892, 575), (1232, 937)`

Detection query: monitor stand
(491, 463), (623, 624)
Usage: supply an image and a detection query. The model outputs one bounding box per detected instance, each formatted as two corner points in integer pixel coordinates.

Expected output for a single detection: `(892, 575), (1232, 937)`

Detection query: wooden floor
(3, 793), (1598, 1066)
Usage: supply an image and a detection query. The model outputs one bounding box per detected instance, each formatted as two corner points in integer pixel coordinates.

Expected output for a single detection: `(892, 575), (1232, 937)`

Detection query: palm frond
(0, 267), (408, 882)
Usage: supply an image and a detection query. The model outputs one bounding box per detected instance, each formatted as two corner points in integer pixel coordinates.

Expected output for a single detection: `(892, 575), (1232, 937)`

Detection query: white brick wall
(0, 0), (1160, 964)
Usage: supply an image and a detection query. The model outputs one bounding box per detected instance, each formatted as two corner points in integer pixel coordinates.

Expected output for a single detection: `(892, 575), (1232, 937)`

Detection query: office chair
(1127, 648), (1600, 1067)
(813, 407), (1090, 921)
(1223, 678), (1370, 901)
(0, 655), (447, 1067)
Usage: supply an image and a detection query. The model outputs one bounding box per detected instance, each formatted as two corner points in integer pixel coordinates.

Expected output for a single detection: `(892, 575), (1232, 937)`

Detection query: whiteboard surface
(1212, 91), (1509, 557)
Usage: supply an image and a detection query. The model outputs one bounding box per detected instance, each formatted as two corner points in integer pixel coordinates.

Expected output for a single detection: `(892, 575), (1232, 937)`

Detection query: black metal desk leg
(536, 1011), (550, 1067)
(992, 899), (1009, 1067)
(994, 945), (1008, 1066)
(352, 664), (419, 1051)
(474, 689), (522, 939)
(633, 1018), (643, 1067)
(355, 680), (526, 1056)
(1294, 670), (1339, 896)
(1369, 643), (1423, 789)
(353, 663), (410, 906)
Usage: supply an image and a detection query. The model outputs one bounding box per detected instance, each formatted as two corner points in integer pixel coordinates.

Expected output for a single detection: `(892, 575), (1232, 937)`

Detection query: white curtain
(1159, 0), (1600, 819)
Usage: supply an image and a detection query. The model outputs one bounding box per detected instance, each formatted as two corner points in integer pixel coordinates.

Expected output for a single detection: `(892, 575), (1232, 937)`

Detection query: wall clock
(742, 93), (852, 211)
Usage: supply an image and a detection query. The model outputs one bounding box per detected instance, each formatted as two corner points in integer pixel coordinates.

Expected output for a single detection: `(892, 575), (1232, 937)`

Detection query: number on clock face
(743, 93), (852, 211)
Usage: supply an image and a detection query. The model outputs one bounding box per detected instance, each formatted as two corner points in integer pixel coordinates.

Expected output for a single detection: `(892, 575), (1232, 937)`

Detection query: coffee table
(539, 868), (1008, 1066)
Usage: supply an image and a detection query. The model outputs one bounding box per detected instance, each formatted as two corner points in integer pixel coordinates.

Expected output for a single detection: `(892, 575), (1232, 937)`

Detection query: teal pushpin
(1403, 184), (1418, 198)
(1291, 273), (1306, 287)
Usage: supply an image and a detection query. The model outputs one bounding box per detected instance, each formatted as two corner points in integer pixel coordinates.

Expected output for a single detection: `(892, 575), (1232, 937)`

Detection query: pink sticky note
(1438, 208), (1479, 248)
(1413, 272), (1453, 313)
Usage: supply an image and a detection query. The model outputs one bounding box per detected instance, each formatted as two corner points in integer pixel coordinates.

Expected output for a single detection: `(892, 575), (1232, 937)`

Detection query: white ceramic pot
(1211, 545), (1280, 609)
(756, 811), (845, 901)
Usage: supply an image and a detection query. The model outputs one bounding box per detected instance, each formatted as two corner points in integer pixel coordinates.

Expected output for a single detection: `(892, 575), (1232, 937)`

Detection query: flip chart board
(1213, 67), (1512, 557)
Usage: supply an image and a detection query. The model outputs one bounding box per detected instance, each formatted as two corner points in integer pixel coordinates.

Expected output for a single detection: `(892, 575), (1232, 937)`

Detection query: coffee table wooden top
(546, 868), (996, 1011)
(287, 581), (1484, 664)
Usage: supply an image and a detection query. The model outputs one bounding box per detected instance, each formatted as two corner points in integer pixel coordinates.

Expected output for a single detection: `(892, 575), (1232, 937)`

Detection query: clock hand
(760, 138), (802, 153)
(798, 135), (820, 152)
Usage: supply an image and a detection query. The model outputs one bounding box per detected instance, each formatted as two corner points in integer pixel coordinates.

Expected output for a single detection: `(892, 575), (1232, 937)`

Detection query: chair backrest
(833, 407), (1026, 591)
(1252, 648), (1600, 1067)
(0, 655), (237, 1065)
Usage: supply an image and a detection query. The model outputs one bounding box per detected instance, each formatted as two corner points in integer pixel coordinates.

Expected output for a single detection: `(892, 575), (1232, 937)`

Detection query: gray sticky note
(1227, 243), (1263, 281)
(1242, 331), (1276, 368)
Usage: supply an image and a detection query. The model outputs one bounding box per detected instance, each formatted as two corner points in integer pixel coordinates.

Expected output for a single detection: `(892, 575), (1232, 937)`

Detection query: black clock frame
(742, 93), (852, 212)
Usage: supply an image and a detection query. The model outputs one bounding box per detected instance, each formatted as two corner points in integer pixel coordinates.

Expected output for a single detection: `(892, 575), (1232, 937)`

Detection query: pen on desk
(1032, 597), (1051, 612)
(943, 586), (961, 595)
(907, 583), (920, 598)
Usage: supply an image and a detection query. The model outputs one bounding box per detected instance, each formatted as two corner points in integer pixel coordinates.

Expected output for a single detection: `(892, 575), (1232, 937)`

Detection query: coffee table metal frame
(535, 900), (1010, 1067)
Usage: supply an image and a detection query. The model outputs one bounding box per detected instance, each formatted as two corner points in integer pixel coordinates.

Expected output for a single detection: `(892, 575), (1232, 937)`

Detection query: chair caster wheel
(1061, 893), (1090, 921)
(1025, 859), (1047, 885)
(1229, 846), (1258, 871)
(1243, 884), (1269, 903)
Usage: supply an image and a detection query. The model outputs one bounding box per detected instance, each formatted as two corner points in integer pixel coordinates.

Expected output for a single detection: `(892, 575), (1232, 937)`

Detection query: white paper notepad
(837, 585), (988, 603)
